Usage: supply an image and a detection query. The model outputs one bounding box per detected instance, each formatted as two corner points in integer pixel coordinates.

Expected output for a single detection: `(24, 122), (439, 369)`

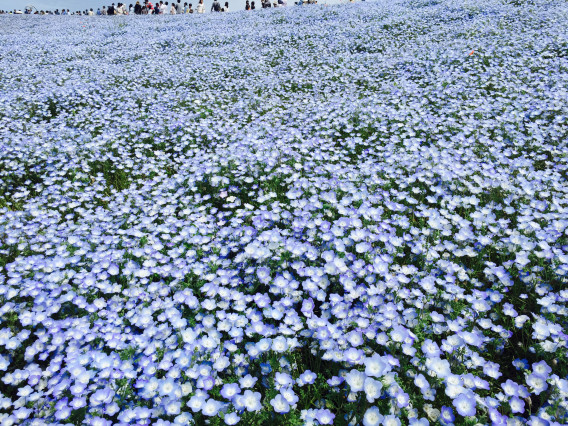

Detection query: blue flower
(362, 406), (383, 426)
(297, 370), (317, 386)
(220, 383), (241, 400)
(269, 394), (290, 414)
(260, 362), (272, 375)
(224, 412), (240, 425)
(314, 408), (335, 425)
(452, 393), (476, 417)
(440, 406), (455, 425)
(512, 358), (529, 370)
(526, 373), (549, 395)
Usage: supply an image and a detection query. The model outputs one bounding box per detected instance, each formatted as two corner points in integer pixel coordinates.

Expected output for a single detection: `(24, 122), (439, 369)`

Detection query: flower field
(1, 0), (568, 424)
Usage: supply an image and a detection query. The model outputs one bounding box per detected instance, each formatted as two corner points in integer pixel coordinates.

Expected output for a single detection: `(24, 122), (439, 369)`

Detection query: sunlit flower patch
(1, 0), (568, 424)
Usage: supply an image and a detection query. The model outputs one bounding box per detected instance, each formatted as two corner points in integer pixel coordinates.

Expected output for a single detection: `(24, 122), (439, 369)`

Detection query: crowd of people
(98, 1), (244, 15)
(1, 0), (324, 16)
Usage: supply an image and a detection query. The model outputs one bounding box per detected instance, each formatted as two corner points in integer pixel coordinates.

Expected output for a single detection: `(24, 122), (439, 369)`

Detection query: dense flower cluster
(1, 0), (568, 424)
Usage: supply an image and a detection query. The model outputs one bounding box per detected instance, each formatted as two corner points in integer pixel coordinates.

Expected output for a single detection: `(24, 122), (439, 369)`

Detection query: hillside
(1, 1), (568, 424)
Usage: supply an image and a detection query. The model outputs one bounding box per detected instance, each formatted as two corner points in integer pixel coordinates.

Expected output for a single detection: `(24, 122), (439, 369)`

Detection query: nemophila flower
(363, 406), (384, 426)
(532, 361), (552, 377)
(237, 390), (262, 412)
(0, 356), (9, 371)
(256, 338), (272, 353)
(280, 387), (299, 405)
(314, 409), (335, 425)
(347, 331), (364, 347)
(452, 393), (476, 417)
(425, 357), (451, 379)
(256, 267), (271, 284)
(275, 372), (294, 388)
(363, 377), (383, 402)
(345, 369), (366, 392)
(270, 394), (290, 414)
(383, 415), (402, 426)
(409, 419), (429, 426)
(272, 336), (289, 353)
(160, 378), (180, 396)
(532, 321), (552, 340)
(197, 375), (215, 391)
(390, 325), (409, 343)
(414, 374), (430, 390)
(364, 354), (390, 377)
(223, 412), (240, 425)
(239, 375), (257, 389)
(483, 362), (502, 379)
(91, 417), (112, 426)
(526, 373), (549, 395)
(395, 391), (410, 408)
(202, 399), (222, 416)
(487, 408), (508, 426)
(484, 396), (500, 410)
(440, 406), (455, 425)
(70, 397), (87, 409)
(459, 331), (483, 347)
(173, 412), (194, 425)
(54, 405), (72, 420)
(527, 415), (552, 426)
(187, 395), (206, 412)
(513, 359), (529, 371)
(105, 403), (120, 416)
(509, 396), (525, 414)
(260, 363), (272, 375)
(327, 376), (344, 387)
(402, 344), (417, 356)
(421, 340), (441, 357)
(344, 348), (365, 364)
(89, 388), (114, 406)
(514, 315), (530, 328)
(301, 298), (315, 317)
(502, 379), (520, 396)
(163, 398), (182, 416)
(297, 370), (317, 386)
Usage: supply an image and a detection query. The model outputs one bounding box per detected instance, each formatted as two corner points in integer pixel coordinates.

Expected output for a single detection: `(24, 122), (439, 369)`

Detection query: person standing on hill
(211, 0), (221, 12)
(196, 0), (205, 13)
(176, 0), (184, 13)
